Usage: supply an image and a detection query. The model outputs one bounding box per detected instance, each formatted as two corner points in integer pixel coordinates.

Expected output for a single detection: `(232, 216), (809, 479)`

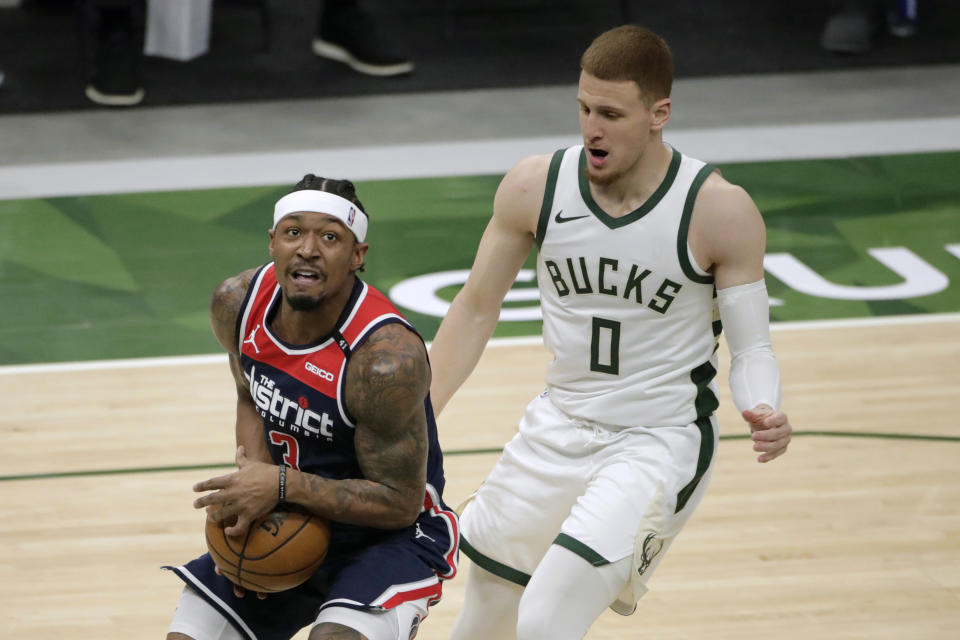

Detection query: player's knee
(309, 622), (368, 640)
(516, 601), (568, 640)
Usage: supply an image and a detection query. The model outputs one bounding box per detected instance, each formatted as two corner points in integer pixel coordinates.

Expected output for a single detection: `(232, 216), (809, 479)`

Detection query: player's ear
(650, 98), (671, 132)
(351, 242), (369, 273)
(268, 228), (276, 258)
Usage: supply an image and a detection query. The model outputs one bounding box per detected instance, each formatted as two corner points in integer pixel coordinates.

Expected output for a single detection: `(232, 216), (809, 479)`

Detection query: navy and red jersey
(235, 262), (457, 578)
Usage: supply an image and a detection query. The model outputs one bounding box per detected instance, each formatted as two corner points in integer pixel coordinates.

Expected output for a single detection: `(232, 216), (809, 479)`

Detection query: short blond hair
(580, 25), (673, 105)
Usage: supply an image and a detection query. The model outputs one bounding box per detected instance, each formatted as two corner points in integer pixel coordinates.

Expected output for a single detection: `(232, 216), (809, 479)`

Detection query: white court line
(2, 312), (958, 375)
(1, 117), (959, 200)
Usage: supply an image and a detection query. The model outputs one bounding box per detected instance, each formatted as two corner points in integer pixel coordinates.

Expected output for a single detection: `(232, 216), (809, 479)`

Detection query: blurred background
(1, 0), (959, 113)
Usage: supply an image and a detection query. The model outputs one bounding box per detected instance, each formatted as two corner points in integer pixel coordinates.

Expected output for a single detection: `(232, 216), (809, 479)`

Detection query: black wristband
(278, 465), (287, 503)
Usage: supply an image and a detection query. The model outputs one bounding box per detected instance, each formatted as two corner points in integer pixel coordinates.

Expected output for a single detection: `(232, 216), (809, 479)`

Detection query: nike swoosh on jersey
(554, 210), (590, 223)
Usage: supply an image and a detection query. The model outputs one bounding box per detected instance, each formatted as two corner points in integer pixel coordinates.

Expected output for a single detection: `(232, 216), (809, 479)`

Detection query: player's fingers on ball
(225, 516), (251, 538)
(233, 584), (246, 598)
(207, 503), (237, 524)
(257, 592), (267, 600)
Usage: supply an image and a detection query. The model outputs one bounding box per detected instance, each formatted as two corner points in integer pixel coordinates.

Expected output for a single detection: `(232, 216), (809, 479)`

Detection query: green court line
(1, 434), (957, 483)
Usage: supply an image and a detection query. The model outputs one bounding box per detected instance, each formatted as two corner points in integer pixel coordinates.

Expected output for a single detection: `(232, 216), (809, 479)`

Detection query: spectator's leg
(820, 0), (881, 53)
(887, 0), (918, 37)
(79, 0), (145, 105)
(312, 0), (414, 77)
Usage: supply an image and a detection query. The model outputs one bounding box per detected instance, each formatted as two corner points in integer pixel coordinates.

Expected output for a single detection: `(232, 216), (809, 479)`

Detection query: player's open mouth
(291, 269), (321, 284)
(588, 148), (608, 167)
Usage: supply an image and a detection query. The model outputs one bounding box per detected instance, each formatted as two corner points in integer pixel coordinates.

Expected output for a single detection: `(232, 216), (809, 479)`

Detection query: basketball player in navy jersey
(165, 175), (459, 640)
(429, 25), (793, 639)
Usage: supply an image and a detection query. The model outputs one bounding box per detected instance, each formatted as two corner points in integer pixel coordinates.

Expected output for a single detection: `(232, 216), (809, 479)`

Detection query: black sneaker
(312, 4), (413, 77)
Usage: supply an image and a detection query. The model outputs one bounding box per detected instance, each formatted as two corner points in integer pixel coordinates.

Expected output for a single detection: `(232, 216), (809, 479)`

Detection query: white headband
(273, 190), (369, 242)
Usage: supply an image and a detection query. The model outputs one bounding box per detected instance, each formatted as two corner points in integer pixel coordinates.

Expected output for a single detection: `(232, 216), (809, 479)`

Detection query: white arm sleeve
(716, 280), (781, 412)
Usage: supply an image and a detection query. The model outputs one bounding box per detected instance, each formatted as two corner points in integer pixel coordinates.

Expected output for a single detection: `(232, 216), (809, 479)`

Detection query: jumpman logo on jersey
(414, 523), (436, 543)
(244, 323), (262, 354)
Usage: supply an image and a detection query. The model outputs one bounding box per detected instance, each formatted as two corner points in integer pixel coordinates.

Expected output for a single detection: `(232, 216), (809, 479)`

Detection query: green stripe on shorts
(460, 536), (531, 587)
(553, 533), (611, 567)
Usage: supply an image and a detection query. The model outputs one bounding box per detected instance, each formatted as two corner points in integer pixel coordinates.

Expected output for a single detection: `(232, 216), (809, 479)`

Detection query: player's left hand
(192, 446), (279, 536)
(213, 564), (268, 599)
(743, 404), (792, 463)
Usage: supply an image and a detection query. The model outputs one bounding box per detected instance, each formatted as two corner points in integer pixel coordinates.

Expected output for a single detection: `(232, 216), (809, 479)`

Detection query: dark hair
(580, 25), (673, 105)
(290, 174), (368, 217)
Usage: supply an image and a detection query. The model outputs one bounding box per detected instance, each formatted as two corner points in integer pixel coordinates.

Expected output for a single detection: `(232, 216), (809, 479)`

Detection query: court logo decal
(388, 244), (960, 319)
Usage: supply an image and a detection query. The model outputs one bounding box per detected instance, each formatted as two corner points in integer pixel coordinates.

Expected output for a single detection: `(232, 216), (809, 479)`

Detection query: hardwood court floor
(1, 317), (958, 639)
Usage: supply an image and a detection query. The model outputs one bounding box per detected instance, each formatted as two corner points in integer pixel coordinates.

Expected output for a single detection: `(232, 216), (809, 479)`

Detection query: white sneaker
(85, 84), (145, 107)
(312, 38), (414, 77)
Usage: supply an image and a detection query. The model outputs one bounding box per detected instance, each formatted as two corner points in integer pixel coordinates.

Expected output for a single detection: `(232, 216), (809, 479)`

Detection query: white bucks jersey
(536, 145), (721, 427)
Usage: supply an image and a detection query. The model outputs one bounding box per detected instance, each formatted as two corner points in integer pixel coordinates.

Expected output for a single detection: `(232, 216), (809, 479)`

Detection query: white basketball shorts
(459, 392), (718, 614)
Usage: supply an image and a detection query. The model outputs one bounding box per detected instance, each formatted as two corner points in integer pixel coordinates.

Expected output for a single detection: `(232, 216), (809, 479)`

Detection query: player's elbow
(382, 496), (422, 529)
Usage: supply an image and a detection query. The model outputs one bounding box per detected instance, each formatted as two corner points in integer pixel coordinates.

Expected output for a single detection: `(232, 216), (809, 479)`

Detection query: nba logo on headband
(273, 190), (369, 242)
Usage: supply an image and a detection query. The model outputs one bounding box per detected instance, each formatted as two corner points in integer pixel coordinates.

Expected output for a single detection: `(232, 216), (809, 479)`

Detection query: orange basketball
(205, 508), (332, 593)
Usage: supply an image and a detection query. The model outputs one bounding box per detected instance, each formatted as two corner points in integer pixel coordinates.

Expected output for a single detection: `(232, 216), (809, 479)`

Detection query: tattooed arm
(286, 322), (431, 529)
(209, 268), (272, 464)
(195, 317), (429, 533)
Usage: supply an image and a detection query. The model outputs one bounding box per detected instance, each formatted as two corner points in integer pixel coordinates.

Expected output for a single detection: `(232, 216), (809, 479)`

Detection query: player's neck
(590, 140), (672, 214)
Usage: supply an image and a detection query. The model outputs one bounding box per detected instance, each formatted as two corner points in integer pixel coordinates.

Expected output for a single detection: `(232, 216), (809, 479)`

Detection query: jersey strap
(535, 148), (566, 248)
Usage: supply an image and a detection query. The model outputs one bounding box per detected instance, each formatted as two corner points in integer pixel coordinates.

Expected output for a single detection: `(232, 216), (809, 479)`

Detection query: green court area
(1, 151), (959, 365)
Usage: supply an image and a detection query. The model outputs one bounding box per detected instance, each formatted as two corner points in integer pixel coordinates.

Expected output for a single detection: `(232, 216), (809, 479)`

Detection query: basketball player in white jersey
(428, 25), (793, 639)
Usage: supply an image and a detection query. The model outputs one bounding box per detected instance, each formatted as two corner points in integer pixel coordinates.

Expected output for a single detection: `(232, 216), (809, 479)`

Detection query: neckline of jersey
(576, 146), (682, 229)
(261, 276), (365, 354)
